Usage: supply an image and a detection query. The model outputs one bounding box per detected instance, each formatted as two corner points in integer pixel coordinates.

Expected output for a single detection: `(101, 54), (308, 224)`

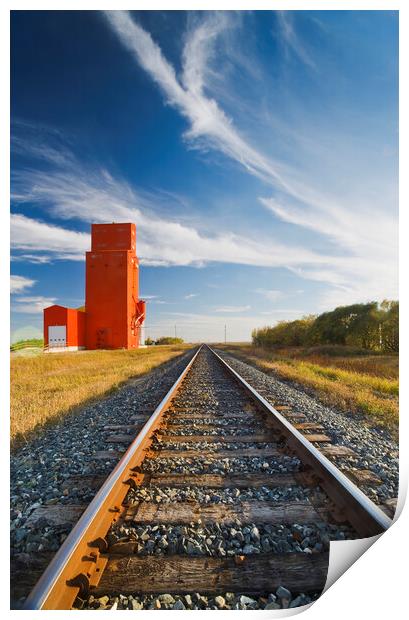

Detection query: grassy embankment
(218, 344), (398, 438)
(11, 345), (191, 445)
(10, 338), (44, 352)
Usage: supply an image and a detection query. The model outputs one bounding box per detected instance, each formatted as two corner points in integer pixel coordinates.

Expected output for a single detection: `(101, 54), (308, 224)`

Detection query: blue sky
(10, 10), (398, 343)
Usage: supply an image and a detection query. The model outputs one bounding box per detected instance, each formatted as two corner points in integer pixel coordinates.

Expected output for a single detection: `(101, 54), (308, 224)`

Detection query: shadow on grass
(11, 348), (196, 452)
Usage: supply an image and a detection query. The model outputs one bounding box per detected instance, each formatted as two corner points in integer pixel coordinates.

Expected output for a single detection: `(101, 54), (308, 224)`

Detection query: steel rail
(208, 345), (392, 536)
(24, 345), (202, 610)
(23, 343), (391, 609)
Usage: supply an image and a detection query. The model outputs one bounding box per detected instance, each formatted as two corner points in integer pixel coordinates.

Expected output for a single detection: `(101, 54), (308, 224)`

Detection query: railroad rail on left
(14, 345), (392, 611)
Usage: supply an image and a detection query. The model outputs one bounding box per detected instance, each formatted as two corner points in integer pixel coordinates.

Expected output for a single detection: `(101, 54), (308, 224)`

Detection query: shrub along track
(23, 346), (391, 611)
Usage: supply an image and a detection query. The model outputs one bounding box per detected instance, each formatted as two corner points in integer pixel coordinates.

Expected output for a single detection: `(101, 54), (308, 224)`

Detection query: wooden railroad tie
(156, 434), (273, 444)
(145, 472), (301, 488)
(152, 447), (281, 459)
(168, 412), (255, 420)
(320, 445), (358, 459)
(121, 500), (328, 526)
(92, 553), (329, 595)
(302, 434), (332, 443)
(294, 422), (325, 431)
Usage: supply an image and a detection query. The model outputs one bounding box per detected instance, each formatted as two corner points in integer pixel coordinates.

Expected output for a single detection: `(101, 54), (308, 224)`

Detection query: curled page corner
(262, 536), (383, 618)
(323, 534), (381, 594)
(323, 478), (405, 596)
(393, 481), (407, 521)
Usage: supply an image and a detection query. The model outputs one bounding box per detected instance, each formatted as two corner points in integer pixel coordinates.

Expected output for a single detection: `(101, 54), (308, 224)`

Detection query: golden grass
(219, 344), (399, 437)
(11, 345), (191, 444)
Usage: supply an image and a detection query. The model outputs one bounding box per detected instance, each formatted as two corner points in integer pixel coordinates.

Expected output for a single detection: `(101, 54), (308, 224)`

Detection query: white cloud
(12, 296), (57, 314)
(260, 195), (396, 262)
(10, 275), (36, 294)
(255, 288), (284, 302)
(214, 305), (251, 313)
(184, 293), (198, 299)
(11, 254), (53, 264)
(11, 133), (397, 308)
(260, 193), (398, 307)
(11, 213), (89, 261)
(143, 310), (291, 342)
(12, 131), (77, 169)
(276, 11), (317, 70)
(104, 11), (290, 191)
(103, 11), (397, 307)
(11, 150), (333, 270)
(11, 13), (397, 312)
(259, 309), (304, 315)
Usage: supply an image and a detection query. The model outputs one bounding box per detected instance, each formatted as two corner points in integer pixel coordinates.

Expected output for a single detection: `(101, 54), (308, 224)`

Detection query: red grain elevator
(43, 222), (146, 351)
(86, 223), (145, 349)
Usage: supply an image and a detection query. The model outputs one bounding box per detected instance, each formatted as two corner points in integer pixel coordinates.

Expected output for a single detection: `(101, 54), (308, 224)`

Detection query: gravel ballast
(12, 345), (392, 610)
(10, 349), (196, 605)
(126, 484), (325, 504)
(141, 455), (301, 475)
(81, 590), (318, 610)
(215, 350), (399, 506)
(79, 348), (361, 611)
(107, 520), (354, 557)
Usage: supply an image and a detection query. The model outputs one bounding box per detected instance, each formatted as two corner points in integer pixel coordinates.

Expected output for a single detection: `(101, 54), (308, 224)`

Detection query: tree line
(252, 300), (398, 352)
(145, 336), (184, 345)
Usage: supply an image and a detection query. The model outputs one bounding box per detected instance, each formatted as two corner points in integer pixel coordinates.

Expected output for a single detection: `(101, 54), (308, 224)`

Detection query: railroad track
(23, 345), (391, 610)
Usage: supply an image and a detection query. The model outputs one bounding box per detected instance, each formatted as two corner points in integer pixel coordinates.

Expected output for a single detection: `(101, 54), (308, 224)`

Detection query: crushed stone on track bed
(77, 348), (364, 611)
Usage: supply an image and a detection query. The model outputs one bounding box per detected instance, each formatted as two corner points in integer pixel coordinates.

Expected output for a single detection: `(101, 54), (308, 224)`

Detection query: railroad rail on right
(25, 345), (392, 611)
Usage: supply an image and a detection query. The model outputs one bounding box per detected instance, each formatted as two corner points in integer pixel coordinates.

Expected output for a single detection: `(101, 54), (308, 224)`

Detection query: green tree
(252, 301), (398, 352)
(252, 316), (315, 347)
(379, 300), (399, 352)
(155, 336), (184, 345)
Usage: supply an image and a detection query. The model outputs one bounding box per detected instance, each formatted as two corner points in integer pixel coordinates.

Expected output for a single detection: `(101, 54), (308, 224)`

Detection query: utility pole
(174, 324), (177, 339)
(224, 324), (227, 344)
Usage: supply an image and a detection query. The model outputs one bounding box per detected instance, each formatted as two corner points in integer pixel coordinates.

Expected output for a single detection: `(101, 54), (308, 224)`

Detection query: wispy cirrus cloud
(11, 12), (397, 311)
(261, 195), (398, 309)
(259, 309), (305, 316)
(102, 11), (328, 209)
(11, 254), (54, 264)
(11, 213), (89, 261)
(11, 138), (334, 271)
(276, 11), (317, 70)
(215, 305), (251, 313)
(103, 11), (398, 308)
(255, 288), (285, 302)
(104, 10), (290, 191)
(11, 116), (397, 310)
(12, 295), (57, 314)
(10, 275), (36, 294)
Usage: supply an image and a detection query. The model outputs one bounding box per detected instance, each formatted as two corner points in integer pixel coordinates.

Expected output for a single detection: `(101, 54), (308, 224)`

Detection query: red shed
(43, 305), (86, 351)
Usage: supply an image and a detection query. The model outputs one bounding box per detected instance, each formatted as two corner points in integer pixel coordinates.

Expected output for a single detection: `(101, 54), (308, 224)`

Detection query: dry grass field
(11, 345), (191, 445)
(219, 344), (398, 438)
